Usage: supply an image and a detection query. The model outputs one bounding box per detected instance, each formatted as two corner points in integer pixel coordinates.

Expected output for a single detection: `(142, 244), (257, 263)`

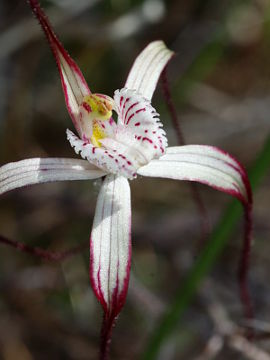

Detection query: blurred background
(0, 0), (270, 359)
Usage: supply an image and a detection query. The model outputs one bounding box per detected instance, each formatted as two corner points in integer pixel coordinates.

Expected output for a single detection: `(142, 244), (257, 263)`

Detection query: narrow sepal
(137, 145), (252, 204)
(0, 157), (105, 194)
(90, 175), (131, 319)
(28, 0), (90, 133)
(125, 41), (174, 100)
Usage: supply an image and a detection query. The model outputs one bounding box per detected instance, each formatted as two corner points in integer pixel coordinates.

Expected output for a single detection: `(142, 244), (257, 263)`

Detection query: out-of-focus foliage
(0, 0), (269, 359)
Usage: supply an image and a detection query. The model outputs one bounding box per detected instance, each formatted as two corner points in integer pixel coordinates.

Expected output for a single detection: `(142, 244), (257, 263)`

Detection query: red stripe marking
(82, 102), (92, 113)
(120, 96), (123, 107)
(126, 113), (135, 124)
(135, 108), (146, 114)
(123, 97), (130, 109)
(125, 102), (139, 123)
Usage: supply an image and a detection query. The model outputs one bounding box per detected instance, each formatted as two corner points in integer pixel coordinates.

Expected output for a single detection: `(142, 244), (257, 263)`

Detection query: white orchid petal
(29, 0), (90, 133)
(125, 41), (174, 100)
(0, 158), (106, 194)
(90, 175), (131, 317)
(137, 145), (251, 203)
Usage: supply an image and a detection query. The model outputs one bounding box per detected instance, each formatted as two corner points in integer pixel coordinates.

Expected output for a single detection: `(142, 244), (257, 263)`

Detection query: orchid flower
(0, 0), (253, 358)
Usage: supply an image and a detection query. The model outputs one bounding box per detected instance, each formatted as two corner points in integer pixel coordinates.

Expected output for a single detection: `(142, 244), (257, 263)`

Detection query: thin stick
(239, 204), (254, 337)
(161, 68), (254, 332)
(99, 314), (116, 360)
(161, 67), (210, 242)
(0, 234), (88, 261)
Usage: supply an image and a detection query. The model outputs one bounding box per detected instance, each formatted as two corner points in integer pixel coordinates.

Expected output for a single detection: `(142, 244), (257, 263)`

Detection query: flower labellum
(0, 0), (253, 358)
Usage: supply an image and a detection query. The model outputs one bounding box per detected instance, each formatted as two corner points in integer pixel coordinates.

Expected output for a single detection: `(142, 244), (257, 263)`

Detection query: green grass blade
(142, 136), (270, 360)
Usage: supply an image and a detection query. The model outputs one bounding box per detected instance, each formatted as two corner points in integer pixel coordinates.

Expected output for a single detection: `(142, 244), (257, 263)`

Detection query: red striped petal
(90, 175), (131, 318)
(138, 145), (251, 204)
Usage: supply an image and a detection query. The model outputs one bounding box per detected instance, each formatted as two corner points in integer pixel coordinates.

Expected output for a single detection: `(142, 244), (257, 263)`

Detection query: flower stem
(239, 203), (254, 338)
(100, 314), (116, 360)
(0, 234), (87, 261)
(161, 68), (210, 241)
(161, 68), (185, 145)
